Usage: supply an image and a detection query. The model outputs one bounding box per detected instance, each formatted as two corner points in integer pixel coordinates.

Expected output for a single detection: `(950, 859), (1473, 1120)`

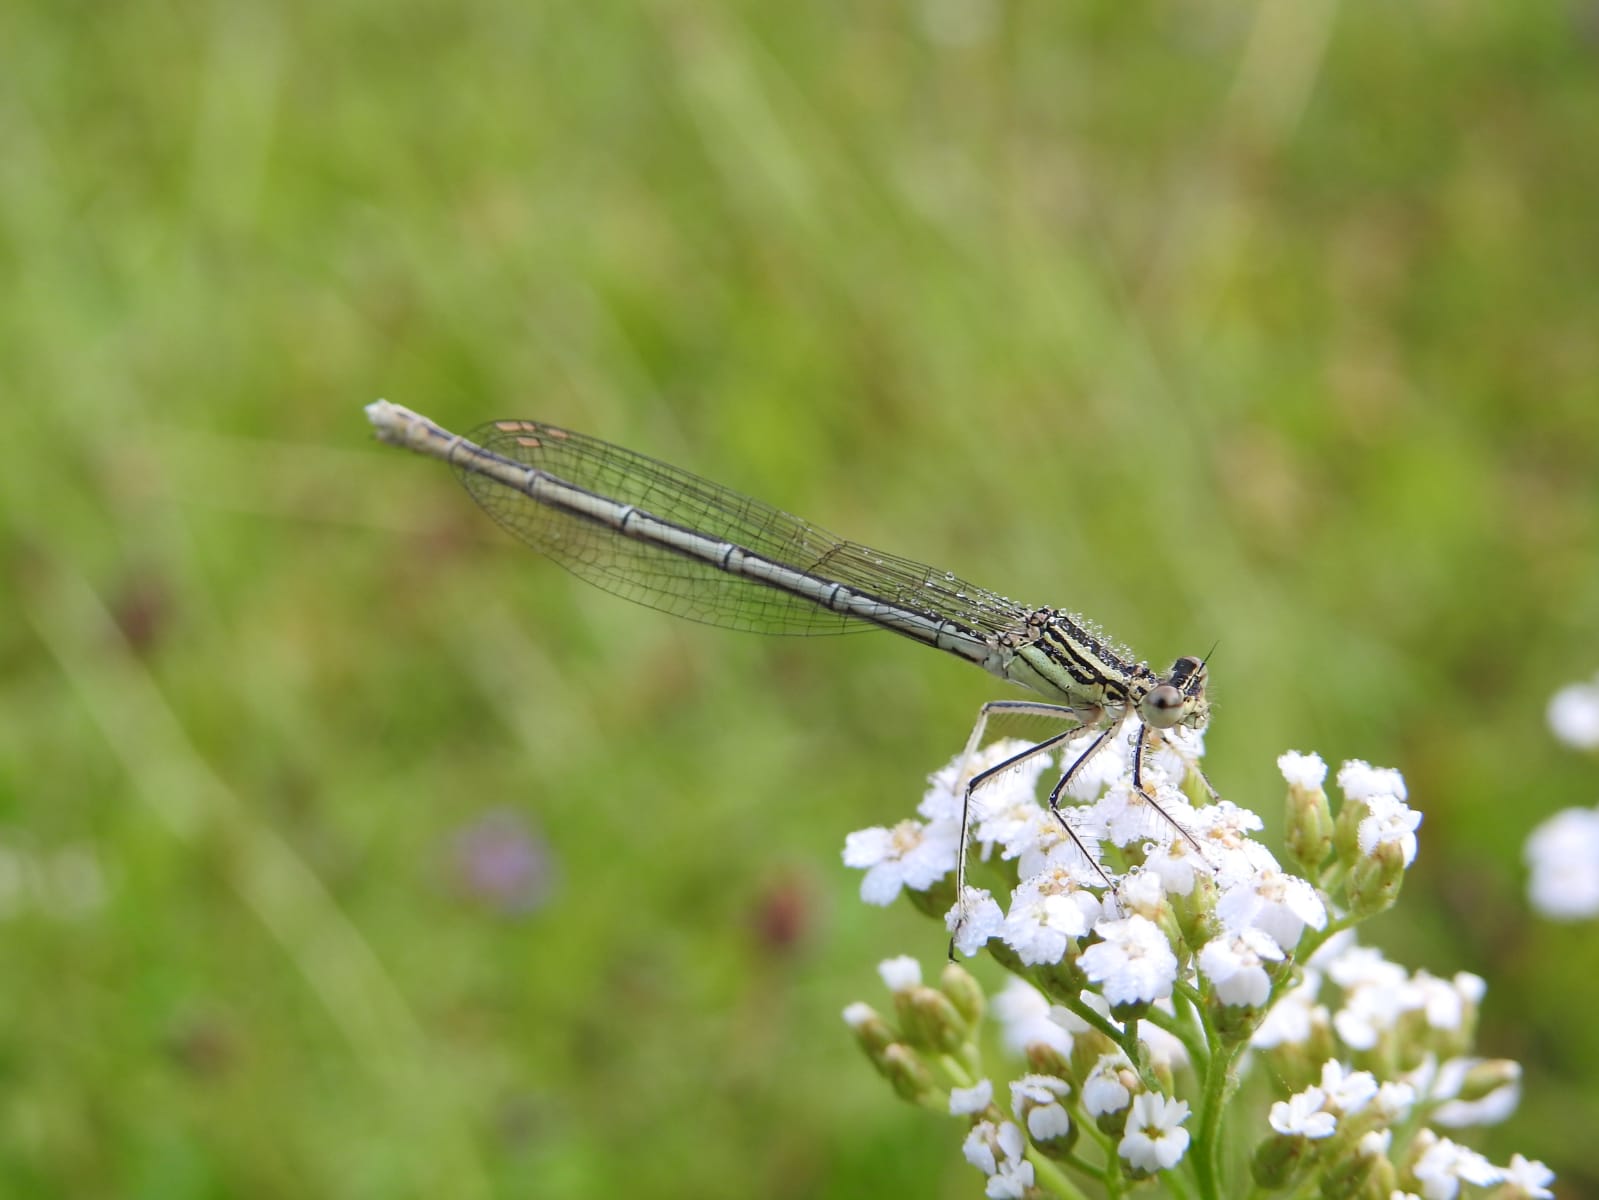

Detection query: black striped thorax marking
(1034, 610), (1153, 701)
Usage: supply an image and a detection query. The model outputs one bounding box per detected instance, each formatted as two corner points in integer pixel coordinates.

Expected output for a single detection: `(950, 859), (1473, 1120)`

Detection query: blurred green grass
(2, 1), (1597, 1196)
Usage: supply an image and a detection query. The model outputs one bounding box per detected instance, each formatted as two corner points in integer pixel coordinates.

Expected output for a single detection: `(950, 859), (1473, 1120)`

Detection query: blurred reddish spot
(750, 872), (811, 954)
(165, 1014), (238, 1080)
(109, 571), (171, 654)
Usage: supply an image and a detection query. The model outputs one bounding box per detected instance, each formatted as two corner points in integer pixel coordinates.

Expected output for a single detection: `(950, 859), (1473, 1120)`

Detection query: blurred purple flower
(450, 809), (556, 915)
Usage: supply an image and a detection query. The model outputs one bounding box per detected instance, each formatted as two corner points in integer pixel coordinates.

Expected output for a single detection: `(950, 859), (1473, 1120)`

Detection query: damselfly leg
(948, 699), (1215, 957)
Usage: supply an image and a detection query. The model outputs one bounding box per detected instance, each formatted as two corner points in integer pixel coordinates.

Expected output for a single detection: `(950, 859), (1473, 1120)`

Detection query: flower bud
(1250, 1132), (1313, 1190)
(1069, 1030), (1121, 1087)
(842, 1001), (896, 1058)
(1258, 1007), (1338, 1095)
(1333, 795), (1369, 866)
(1171, 868), (1222, 954)
(1346, 842), (1407, 917)
(1149, 1055), (1175, 1099)
(1317, 1128), (1393, 1199)
(1209, 997), (1262, 1043)
(896, 985), (970, 1054)
(940, 962), (985, 1029)
(879, 1043), (937, 1105)
(1096, 1105), (1132, 1140)
(1025, 1040), (1074, 1083)
(1082, 1054), (1140, 1138)
(1456, 1058), (1521, 1103)
(1107, 996), (1152, 1026)
(1285, 776), (1335, 877)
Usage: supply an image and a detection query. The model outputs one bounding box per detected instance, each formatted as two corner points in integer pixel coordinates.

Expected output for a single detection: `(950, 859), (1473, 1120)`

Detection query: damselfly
(365, 401), (1213, 921)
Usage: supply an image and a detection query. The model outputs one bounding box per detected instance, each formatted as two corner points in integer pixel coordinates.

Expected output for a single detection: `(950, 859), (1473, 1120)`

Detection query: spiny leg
(948, 700), (1098, 958)
(953, 704), (1080, 896)
(1041, 717), (1128, 892)
(1129, 722), (1211, 862)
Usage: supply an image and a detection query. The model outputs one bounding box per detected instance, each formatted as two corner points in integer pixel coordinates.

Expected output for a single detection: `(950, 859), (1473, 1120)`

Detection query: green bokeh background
(3, 2), (1597, 1196)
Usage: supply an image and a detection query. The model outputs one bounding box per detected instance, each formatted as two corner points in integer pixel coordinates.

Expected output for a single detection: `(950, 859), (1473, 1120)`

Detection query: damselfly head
(1139, 655), (1210, 731)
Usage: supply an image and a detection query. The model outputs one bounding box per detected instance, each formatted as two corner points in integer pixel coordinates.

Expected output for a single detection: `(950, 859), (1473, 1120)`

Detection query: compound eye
(1142, 683), (1187, 729)
(1170, 655), (1206, 688)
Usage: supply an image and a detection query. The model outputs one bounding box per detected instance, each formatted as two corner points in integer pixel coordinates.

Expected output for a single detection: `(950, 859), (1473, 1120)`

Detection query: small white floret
(876, 955), (922, 992)
(1426, 1057), (1521, 1127)
(1010, 1074), (1072, 1141)
(922, 739), (1050, 824)
(1118, 1092), (1191, 1171)
(1198, 927), (1284, 1007)
(1080, 1051), (1134, 1115)
(1093, 779), (1199, 850)
(999, 869), (1101, 965)
(1356, 1128), (1390, 1158)
(1080, 915), (1179, 1005)
(1374, 1080), (1417, 1119)
(1336, 759), (1408, 802)
(841, 1001), (876, 1029)
(1317, 1060), (1378, 1116)
(1357, 793), (1422, 866)
(946, 887), (1005, 958)
(949, 1079), (994, 1115)
(1411, 1131), (1503, 1198)
(843, 817), (960, 905)
(1501, 1153), (1555, 1198)
(1267, 1086), (1336, 1139)
(1277, 750), (1328, 789)
(960, 1120), (1033, 1198)
(1216, 865), (1327, 950)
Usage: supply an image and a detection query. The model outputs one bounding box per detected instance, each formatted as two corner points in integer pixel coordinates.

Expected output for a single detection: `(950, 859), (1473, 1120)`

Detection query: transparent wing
(454, 419), (1033, 637)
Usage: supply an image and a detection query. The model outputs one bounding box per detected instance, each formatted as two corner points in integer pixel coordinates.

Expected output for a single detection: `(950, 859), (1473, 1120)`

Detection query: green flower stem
(1195, 1033), (1245, 1200)
(961, 1041), (985, 1080)
(935, 1053), (976, 1090)
(914, 1094), (948, 1114)
(1057, 1147), (1108, 1181)
(1319, 861), (1349, 894)
(1056, 994), (1163, 1093)
(1389, 1097), (1434, 1161)
(1065, 1106), (1128, 1199)
(1187, 977), (1220, 1050)
(1116, 1024), (1161, 1093)
(1071, 1104), (1114, 1157)
(1164, 1166), (1199, 1200)
(1026, 1147), (1094, 1200)
(1104, 1148), (1127, 1199)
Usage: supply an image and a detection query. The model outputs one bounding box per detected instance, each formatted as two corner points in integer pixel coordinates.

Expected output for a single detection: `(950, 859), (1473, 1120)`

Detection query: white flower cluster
(1524, 804), (1599, 918)
(841, 734), (1555, 1198)
(980, 950), (1550, 1196)
(845, 734), (1424, 1005)
(1547, 670), (1599, 751)
(957, 976), (1197, 1189)
(1523, 671), (1599, 919)
(1244, 934), (1547, 1194)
